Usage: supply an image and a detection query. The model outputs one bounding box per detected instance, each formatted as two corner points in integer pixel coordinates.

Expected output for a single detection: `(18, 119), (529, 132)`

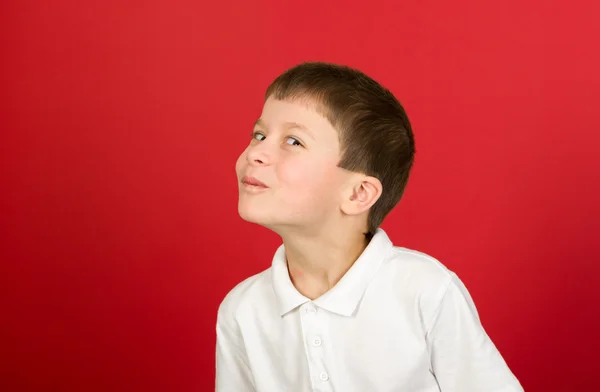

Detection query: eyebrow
(254, 119), (316, 140)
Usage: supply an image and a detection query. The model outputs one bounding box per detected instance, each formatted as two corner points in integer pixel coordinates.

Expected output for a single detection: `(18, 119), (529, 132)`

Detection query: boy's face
(236, 97), (349, 233)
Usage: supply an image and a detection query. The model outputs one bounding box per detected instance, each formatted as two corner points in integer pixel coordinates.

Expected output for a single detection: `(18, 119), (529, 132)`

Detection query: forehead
(258, 97), (335, 135)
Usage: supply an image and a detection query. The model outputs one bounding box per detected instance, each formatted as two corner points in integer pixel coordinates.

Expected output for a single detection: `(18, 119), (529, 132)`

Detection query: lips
(241, 176), (268, 188)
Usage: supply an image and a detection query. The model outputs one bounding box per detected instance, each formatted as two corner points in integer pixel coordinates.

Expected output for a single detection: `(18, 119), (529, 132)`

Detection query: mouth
(241, 176), (269, 189)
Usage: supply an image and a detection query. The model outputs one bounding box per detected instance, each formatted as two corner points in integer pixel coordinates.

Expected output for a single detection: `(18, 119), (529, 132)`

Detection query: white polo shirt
(215, 229), (523, 391)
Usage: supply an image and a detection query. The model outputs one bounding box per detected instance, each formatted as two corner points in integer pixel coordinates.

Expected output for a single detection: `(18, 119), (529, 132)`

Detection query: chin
(238, 206), (295, 234)
(238, 203), (270, 225)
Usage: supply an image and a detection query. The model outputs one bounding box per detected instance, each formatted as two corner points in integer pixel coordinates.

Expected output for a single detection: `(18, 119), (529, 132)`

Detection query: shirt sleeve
(215, 313), (256, 392)
(426, 273), (524, 392)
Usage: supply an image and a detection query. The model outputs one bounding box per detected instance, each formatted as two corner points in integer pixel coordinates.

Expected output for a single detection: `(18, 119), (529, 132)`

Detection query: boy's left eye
(285, 137), (302, 147)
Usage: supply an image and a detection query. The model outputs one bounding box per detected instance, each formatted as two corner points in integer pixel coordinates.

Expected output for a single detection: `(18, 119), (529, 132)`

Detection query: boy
(215, 62), (523, 391)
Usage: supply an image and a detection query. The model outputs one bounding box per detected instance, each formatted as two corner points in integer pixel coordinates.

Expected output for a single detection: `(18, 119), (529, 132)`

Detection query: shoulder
(216, 267), (273, 328)
(384, 246), (456, 290)
(380, 246), (466, 329)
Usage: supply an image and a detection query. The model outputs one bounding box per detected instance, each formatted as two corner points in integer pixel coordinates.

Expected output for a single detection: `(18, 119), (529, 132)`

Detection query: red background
(1, 1), (599, 391)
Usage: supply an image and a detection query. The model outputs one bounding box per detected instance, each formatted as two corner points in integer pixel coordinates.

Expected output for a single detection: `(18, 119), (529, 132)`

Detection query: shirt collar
(271, 228), (394, 317)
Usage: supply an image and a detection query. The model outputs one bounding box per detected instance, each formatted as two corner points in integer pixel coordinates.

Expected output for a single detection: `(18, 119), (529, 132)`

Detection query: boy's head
(236, 62), (415, 239)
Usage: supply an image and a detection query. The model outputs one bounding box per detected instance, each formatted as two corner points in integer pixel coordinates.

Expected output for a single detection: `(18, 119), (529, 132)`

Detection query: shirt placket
(299, 302), (333, 392)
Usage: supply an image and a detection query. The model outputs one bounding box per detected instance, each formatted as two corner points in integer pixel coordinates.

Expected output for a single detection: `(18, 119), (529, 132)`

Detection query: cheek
(235, 151), (247, 174)
(278, 159), (340, 196)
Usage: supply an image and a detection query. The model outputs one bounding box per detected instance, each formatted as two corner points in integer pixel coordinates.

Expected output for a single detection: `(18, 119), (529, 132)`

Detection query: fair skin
(235, 97), (383, 299)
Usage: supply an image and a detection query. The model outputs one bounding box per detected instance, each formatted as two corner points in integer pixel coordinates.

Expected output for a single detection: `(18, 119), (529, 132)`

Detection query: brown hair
(265, 62), (415, 239)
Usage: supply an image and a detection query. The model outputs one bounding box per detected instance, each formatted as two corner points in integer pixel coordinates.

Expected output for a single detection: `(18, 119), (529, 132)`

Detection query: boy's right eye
(251, 131), (266, 141)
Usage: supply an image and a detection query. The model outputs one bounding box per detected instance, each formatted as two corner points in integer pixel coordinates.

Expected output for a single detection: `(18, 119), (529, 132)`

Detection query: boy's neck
(281, 229), (370, 300)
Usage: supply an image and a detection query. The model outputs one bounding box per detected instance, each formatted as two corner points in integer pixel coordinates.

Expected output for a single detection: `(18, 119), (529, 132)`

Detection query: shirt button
(319, 372), (329, 381)
(305, 306), (317, 314)
(312, 338), (322, 347)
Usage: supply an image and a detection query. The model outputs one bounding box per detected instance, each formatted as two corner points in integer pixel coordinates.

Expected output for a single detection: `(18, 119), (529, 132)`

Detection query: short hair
(265, 62), (415, 239)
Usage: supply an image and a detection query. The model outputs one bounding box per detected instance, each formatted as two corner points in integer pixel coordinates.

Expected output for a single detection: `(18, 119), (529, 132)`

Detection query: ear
(340, 175), (383, 216)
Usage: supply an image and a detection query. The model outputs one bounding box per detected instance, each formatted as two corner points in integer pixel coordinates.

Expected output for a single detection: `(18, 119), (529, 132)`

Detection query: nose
(246, 143), (271, 166)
